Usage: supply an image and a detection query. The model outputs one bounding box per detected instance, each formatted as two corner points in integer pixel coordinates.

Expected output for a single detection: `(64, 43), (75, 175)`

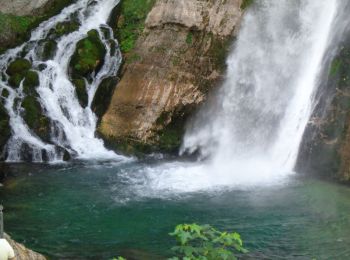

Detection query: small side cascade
(0, 0), (124, 162)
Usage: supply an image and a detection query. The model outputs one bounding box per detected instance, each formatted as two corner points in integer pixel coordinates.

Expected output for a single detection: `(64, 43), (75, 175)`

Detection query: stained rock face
(99, 0), (243, 154)
(0, 0), (52, 16)
(146, 0), (242, 37)
(5, 233), (46, 260)
(296, 38), (350, 182)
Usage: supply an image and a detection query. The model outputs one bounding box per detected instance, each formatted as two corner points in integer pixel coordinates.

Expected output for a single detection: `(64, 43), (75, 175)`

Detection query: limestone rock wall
(99, 0), (243, 153)
(0, 0), (51, 16)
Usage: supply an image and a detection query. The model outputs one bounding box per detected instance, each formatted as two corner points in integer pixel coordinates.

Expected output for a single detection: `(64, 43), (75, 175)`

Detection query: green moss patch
(116, 0), (156, 53)
(23, 71), (40, 95)
(21, 96), (50, 142)
(0, 103), (11, 154)
(6, 58), (33, 88)
(70, 29), (106, 79)
(41, 39), (58, 60)
(0, 0), (74, 53)
(54, 20), (79, 37)
(6, 59), (31, 75)
(241, 0), (254, 10)
(72, 78), (88, 108)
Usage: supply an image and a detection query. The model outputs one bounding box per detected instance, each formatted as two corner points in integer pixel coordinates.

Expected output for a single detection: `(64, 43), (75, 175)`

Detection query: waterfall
(181, 0), (341, 174)
(0, 0), (125, 162)
(130, 0), (347, 194)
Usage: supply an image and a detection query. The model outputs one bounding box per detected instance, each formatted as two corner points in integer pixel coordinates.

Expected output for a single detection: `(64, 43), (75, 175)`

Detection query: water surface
(1, 161), (350, 259)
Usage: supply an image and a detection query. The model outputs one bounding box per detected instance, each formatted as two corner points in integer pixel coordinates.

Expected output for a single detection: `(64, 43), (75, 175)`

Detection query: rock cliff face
(0, 0), (51, 16)
(0, 0), (73, 52)
(99, 0), (243, 153)
(5, 233), (46, 260)
(296, 36), (350, 182)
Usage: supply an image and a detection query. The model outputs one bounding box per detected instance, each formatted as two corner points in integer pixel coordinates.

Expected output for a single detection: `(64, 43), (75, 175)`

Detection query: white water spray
(0, 0), (125, 162)
(182, 0), (340, 171)
(134, 0), (345, 193)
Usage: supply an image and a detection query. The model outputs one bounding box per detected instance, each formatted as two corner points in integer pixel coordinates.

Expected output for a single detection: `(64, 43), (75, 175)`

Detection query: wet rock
(69, 29), (106, 80)
(99, 0), (243, 154)
(92, 76), (118, 118)
(40, 39), (57, 60)
(6, 58), (31, 75)
(21, 96), (51, 142)
(4, 233), (46, 260)
(0, 103), (11, 159)
(71, 78), (88, 108)
(54, 20), (79, 37)
(7, 58), (32, 88)
(23, 70), (40, 95)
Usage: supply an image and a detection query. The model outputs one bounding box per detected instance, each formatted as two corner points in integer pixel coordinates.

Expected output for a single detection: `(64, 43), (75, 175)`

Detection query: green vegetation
(69, 29), (106, 106)
(169, 224), (247, 260)
(6, 59), (31, 75)
(241, 0), (254, 10)
(0, 0), (74, 53)
(0, 13), (36, 36)
(117, 0), (156, 52)
(186, 32), (194, 45)
(21, 96), (51, 142)
(0, 103), (11, 156)
(115, 224), (246, 260)
(41, 40), (58, 60)
(6, 59), (32, 88)
(72, 78), (88, 108)
(70, 29), (106, 78)
(54, 20), (80, 37)
(330, 58), (342, 77)
(23, 71), (40, 95)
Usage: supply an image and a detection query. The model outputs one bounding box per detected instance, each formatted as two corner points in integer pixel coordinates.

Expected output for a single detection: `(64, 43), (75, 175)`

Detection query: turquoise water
(1, 160), (350, 259)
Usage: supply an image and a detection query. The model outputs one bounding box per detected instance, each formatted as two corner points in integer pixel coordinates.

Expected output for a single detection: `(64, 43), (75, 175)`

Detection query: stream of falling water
(0, 0), (124, 162)
(135, 0), (347, 193)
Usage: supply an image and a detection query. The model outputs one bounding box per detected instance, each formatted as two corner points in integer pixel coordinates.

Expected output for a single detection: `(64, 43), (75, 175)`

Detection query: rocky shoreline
(5, 233), (46, 260)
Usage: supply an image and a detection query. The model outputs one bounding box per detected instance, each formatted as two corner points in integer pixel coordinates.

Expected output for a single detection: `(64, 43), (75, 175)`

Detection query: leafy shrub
(169, 223), (247, 260)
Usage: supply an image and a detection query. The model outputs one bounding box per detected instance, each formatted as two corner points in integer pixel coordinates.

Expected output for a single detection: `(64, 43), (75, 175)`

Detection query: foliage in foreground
(169, 224), (247, 260)
(114, 224), (246, 260)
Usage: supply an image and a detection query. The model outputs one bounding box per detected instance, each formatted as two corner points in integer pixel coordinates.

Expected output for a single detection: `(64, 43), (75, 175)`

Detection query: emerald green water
(1, 160), (350, 259)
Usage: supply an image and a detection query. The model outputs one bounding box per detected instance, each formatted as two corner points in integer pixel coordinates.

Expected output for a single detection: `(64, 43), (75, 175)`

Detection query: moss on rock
(114, 0), (156, 53)
(1, 88), (9, 98)
(6, 58), (32, 88)
(0, 103), (11, 157)
(92, 77), (118, 118)
(6, 58), (31, 75)
(21, 96), (50, 142)
(72, 78), (88, 108)
(69, 29), (106, 79)
(54, 20), (79, 37)
(41, 39), (57, 60)
(23, 70), (40, 95)
(0, 0), (75, 53)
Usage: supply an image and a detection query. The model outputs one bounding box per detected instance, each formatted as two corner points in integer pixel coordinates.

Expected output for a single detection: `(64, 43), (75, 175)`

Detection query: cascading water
(131, 0), (346, 194)
(181, 0), (340, 171)
(0, 0), (124, 162)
